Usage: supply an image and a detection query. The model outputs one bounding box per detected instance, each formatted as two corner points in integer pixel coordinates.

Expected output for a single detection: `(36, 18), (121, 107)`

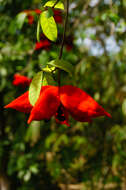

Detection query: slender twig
(52, 0), (60, 8)
(59, 0), (69, 59)
(58, 0), (69, 86)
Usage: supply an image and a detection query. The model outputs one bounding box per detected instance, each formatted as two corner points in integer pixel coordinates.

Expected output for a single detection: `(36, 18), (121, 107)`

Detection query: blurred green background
(1, 0), (126, 189)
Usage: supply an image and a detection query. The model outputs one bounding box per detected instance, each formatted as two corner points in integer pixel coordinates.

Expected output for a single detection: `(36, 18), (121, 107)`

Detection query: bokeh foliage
(0, 0), (126, 189)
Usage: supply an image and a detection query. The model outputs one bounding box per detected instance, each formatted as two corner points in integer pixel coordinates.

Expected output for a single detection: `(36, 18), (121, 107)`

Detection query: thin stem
(58, 0), (69, 86)
(59, 0), (69, 59)
(52, 0), (60, 8)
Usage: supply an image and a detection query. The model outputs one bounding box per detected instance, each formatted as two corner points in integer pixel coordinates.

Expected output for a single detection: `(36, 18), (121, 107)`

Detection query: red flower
(35, 39), (51, 50)
(5, 85), (111, 126)
(12, 74), (32, 88)
(53, 10), (63, 24)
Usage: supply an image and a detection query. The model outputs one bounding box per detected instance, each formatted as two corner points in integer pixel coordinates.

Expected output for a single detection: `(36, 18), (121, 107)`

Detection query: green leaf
(109, 13), (119, 24)
(44, 0), (64, 10)
(36, 20), (40, 42)
(16, 12), (27, 29)
(43, 72), (56, 85)
(42, 65), (55, 72)
(40, 10), (57, 41)
(25, 121), (40, 144)
(47, 59), (74, 76)
(29, 71), (43, 106)
(46, 7), (54, 18)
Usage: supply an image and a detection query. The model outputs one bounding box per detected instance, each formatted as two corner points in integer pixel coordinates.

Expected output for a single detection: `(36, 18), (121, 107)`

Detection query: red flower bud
(12, 74), (32, 88)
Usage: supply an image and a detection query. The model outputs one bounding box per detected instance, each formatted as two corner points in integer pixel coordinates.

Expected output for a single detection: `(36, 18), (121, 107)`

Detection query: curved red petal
(28, 86), (60, 124)
(4, 91), (32, 113)
(60, 85), (111, 122)
(4, 86), (51, 114)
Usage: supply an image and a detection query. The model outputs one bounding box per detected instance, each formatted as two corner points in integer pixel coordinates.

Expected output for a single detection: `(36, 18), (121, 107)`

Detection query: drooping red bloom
(12, 74), (32, 88)
(35, 39), (51, 50)
(5, 85), (111, 126)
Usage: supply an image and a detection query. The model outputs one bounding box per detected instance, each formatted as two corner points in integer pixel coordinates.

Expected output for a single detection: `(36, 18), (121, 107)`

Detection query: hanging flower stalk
(5, 0), (111, 126)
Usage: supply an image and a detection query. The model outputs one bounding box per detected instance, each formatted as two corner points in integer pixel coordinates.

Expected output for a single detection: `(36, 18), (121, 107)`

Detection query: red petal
(12, 74), (31, 87)
(53, 10), (62, 16)
(4, 86), (51, 114)
(28, 86), (60, 124)
(69, 112), (92, 123)
(60, 85), (111, 122)
(4, 91), (32, 113)
(54, 15), (62, 24)
(53, 10), (62, 24)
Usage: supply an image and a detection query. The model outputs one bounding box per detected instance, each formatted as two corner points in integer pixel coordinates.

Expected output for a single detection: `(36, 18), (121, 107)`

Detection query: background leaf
(25, 121), (40, 145)
(16, 12), (27, 29)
